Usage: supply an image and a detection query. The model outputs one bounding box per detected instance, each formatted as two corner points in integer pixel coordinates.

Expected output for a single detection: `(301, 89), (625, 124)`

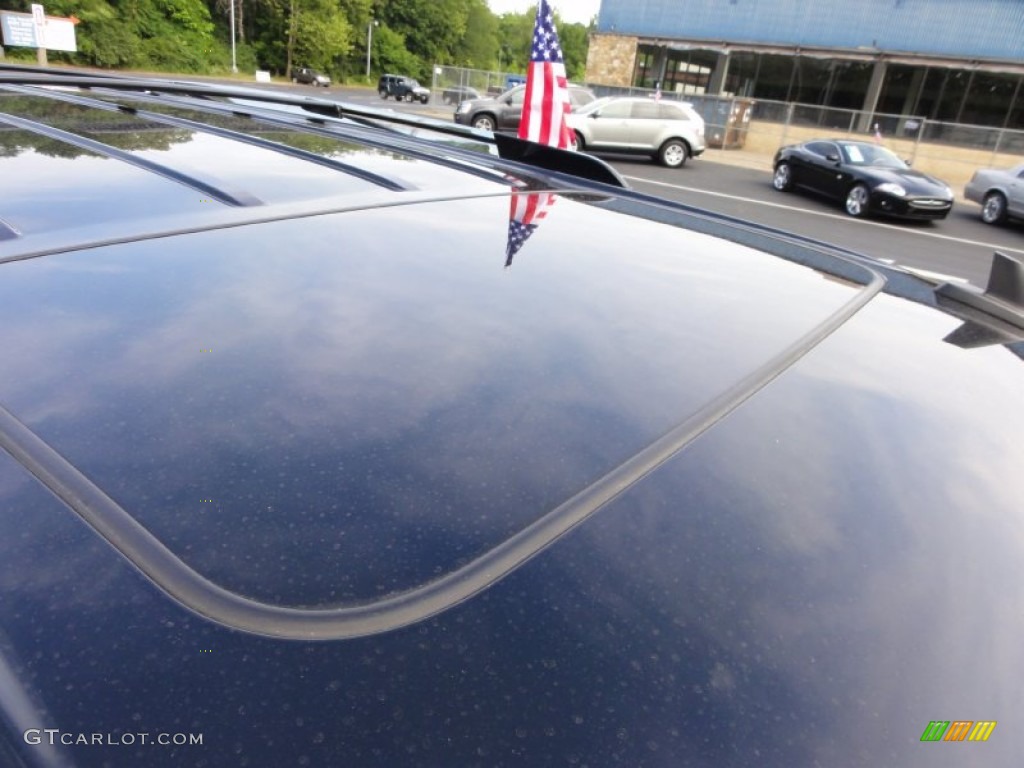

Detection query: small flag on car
(506, 191), (557, 267)
(506, 1), (569, 266)
(518, 0), (573, 149)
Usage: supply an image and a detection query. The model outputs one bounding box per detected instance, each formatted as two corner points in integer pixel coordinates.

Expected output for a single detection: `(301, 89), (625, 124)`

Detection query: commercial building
(586, 0), (1024, 129)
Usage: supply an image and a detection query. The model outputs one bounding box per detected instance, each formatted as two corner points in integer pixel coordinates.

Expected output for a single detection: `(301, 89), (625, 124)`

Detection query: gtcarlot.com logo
(920, 720), (997, 742)
(24, 729), (203, 747)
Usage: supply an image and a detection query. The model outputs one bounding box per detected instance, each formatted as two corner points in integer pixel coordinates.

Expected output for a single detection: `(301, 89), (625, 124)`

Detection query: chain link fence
(430, 65), (526, 105)
(590, 82), (1024, 191)
(436, 66), (1024, 188)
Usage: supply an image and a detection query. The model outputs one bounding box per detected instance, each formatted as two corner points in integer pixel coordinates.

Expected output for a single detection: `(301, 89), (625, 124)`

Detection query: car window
(573, 96), (611, 116)
(839, 142), (906, 168)
(806, 141), (836, 157)
(597, 100), (632, 119)
(569, 89), (595, 107)
(631, 101), (661, 119)
(507, 87), (525, 106)
(658, 103), (690, 120)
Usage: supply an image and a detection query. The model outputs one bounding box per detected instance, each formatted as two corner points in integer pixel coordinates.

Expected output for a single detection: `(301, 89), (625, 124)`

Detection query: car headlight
(876, 182), (906, 197)
(457, 102), (472, 114)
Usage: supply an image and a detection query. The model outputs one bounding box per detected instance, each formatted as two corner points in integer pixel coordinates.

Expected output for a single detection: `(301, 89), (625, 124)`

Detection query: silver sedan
(964, 163), (1024, 224)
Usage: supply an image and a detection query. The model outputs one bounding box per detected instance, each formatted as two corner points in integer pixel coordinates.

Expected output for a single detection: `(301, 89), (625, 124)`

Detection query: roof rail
(0, 67), (627, 189)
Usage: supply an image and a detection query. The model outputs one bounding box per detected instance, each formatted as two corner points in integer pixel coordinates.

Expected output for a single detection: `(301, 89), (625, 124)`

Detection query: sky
(486, 0), (602, 25)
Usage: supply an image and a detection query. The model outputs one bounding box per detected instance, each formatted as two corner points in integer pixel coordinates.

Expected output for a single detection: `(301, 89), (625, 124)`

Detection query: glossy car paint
(773, 140), (954, 220)
(453, 84), (595, 132)
(441, 85), (480, 105)
(567, 97), (706, 166)
(378, 74), (430, 104)
(292, 67), (330, 87)
(964, 163), (1024, 224)
(1, 77), (1023, 767)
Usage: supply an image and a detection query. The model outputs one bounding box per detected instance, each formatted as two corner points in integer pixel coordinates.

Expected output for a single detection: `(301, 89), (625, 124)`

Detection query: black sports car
(772, 139), (954, 220)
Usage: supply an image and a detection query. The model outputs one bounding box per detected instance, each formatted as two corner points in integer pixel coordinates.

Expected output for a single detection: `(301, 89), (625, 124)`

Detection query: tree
(495, 9), (535, 73)
(378, 0), (468, 66)
(454, 0), (498, 69)
(558, 21), (588, 81)
(370, 25), (420, 79)
(291, 0), (351, 73)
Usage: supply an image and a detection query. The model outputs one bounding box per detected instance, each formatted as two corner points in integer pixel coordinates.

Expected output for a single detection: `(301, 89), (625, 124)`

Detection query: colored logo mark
(200, 348), (213, 353)
(920, 720), (996, 742)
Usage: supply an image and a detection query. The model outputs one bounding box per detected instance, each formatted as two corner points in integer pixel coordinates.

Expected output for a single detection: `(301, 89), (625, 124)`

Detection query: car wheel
(420, 95), (429, 104)
(379, 90), (388, 99)
(658, 139), (688, 168)
(573, 131), (585, 151)
(291, 77), (297, 84)
(981, 191), (1008, 225)
(772, 162), (793, 191)
(404, 92), (414, 103)
(472, 115), (496, 131)
(845, 183), (870, 218)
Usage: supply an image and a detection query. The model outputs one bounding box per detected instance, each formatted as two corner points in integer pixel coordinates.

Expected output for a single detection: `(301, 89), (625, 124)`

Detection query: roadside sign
(0, 12), (39, 47)
(0, 9), (77, 51)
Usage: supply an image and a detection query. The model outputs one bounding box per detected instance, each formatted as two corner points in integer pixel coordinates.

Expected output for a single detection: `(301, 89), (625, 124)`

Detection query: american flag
(518, 0), (573, 149)
(506, 191), (557, 267)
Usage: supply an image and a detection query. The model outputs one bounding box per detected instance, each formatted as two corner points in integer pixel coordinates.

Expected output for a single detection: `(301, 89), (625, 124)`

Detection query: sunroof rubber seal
(0, 254), (883, 641)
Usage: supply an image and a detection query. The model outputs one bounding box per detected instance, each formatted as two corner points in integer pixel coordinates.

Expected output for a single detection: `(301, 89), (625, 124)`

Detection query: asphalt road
(218, 80), (1023, 286)
(603, 158), (1024, 287)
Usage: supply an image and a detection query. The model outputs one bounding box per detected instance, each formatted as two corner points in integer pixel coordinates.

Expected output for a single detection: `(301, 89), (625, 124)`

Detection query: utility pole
(365, 19), (378, 80)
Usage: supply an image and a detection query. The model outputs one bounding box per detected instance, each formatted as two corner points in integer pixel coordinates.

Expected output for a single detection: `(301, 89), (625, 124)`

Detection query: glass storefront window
(725, 52), (758, 97)
(753, 54), (794, 101)
(961, 72), (1019, 126)
(633, 45), (659, 89)
(876, 65), (918, 115)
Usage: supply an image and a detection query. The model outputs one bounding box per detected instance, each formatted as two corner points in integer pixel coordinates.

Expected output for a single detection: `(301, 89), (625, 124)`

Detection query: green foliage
(0, 0), (588, 82)
(496, 10), (536, 73)
(156, 0), (214, 34)
(495, 7), (590, 79)
(379, 0), (468, 66)
(558, 21), (589, 81)
(454, 0), (498, 70)
(292, 0), (351, 72)
(371, 25), (421, 80)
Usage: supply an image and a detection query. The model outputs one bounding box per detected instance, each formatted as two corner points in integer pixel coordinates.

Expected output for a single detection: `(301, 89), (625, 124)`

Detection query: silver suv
(567, 97), (706, 168)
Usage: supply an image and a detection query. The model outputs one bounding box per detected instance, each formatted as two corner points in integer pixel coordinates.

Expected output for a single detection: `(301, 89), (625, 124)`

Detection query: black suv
(291, 66), (330, 87)
(0, 65), (1022, 768)
(377, 73), (430, 103)
(454, 83), (596, 131)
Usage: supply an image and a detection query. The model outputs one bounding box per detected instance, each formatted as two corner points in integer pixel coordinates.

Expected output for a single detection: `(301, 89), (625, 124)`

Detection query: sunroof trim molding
(0, 259), (883, 641)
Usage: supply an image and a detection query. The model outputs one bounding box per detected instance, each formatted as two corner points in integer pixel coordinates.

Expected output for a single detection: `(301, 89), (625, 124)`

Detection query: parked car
(567, 96), (706, 168)
(772, 139), (954, 219)
(1, 64), (1023, 768)
(441, 85), (480, 105)
(964, 163), (1024, 225)
(377, 73), (430, 104)
(291, 67), (330, 87)
(454, 83), (596, 132)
